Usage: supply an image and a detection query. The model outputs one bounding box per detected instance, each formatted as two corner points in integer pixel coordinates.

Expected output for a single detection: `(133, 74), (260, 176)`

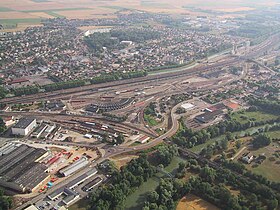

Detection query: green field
(266, 130), (280, 139)
(144, 114), (159, 127)
(124, 156), (184, 210)
(0, 18), (42, 25)
(251, 160), (280, 183)
(244, 143), (280, 182)
(231, 110), (278, 124)
(45, 11), (65, 18)
(21, 8), (93, 13)
(0, 7), (13, 12)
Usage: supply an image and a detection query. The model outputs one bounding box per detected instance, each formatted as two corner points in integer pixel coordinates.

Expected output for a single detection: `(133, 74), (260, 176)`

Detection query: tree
(115, 134), (124, 145)
(199, 165), (216, 183)
(0, 188), (12, 210)
(155, 145), (178, 166)
(221, 138), (229, 150)
(225, 132), (234, 141)
(0, 117), (6, 134)
(267, 198), (278, 210)
(235, 140), (242, 149)
(252, 134), (271, 148)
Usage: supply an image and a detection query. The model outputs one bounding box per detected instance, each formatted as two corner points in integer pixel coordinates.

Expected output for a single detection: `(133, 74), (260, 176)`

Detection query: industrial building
(31, 123), (48, 138)
(0, 143), (19, 156)
(82, 176), (102, 192)
(195, 110), (223, 124)
(86, 98), (133, 113)
(31, 122), (56, 139)
(11, 118), (37, 136)
(48, 168), (97, 206)
(0, 144), (49, 193)
(59, 156), (89, 177)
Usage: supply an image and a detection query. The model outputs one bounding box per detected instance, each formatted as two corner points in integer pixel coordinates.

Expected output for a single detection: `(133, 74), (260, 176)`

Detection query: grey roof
(0, 144), (48, 191)
(63, 194), (79, 205)
(83, 176), (102, 191)
(195, 110), (223, 123)
(14, 118), (36, 129)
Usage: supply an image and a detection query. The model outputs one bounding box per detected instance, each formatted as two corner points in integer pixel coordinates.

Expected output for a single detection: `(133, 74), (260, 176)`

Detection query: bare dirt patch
(177, 194), (220, 210)
(110, 154), (139, 169)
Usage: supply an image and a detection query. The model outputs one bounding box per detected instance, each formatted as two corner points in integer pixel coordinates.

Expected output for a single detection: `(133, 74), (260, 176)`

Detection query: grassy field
(45, 11), (65, 18)
(177, 194), (220, 210)
(244, 142), (280, 182)
(124, 156), (185, 210)
(266, 130), (280, 139)
(231, 110), (278, 124)
(0, 18), (42, 25)
(144, 114), (159, 127)
(0, 7), (13, 12)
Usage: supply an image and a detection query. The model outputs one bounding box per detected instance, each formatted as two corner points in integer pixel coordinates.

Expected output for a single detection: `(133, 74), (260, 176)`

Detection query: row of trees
(7, 71), (147, 97)
(43, 80), (85, 92)
(13, 86), (39, 96)
(90, 71), (147, 84)
(173, 114), (280, 149)
(249, 98), (280, 115)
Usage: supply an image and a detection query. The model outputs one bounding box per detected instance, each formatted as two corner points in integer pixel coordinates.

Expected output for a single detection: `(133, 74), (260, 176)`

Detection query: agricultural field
(1, 0), (278, 31)
(176, 194), (220, 210)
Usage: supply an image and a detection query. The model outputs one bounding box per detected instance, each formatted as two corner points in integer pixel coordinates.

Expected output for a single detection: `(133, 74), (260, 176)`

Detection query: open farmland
(1, 0), (279, 31)
(176, 195), (220, 210)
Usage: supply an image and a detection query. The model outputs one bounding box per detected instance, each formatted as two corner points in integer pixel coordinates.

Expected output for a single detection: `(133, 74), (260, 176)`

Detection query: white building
(11, 118), (37, 136)
(59, 156), (89, 177)
(181, 103), (195, 111)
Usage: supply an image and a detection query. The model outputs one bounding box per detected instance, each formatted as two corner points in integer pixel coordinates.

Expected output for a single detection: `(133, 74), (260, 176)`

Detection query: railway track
(0, 111), (158, 138)
(0, 56), (240, 105)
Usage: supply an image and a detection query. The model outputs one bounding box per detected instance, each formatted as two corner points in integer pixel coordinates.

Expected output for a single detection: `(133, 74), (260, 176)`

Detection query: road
(8, 32), (280, 210)
(12, 100), (181, 210)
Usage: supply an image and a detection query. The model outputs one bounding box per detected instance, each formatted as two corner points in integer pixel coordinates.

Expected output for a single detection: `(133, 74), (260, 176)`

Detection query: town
(0, 1), (280, 210)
